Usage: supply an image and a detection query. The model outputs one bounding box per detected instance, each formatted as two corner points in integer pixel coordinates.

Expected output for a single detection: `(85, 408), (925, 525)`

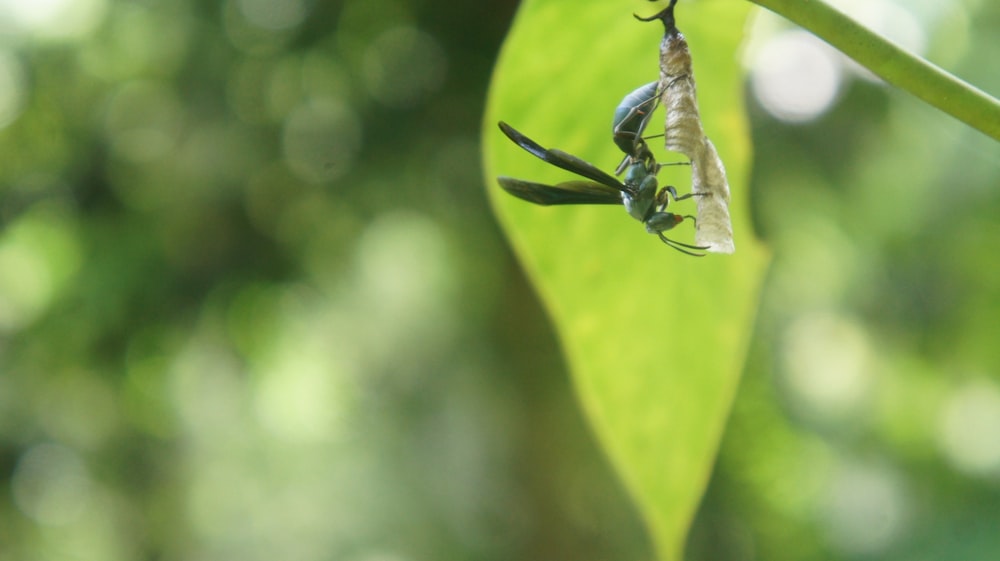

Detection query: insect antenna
(658, 232), (708, 257)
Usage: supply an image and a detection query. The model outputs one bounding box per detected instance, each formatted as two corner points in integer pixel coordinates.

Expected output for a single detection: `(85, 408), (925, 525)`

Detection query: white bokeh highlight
(750, 30), (843, 123)
(937, 379), (1000, 477)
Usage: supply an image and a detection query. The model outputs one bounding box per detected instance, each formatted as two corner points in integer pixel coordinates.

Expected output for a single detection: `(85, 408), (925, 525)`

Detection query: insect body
(612, 81), (660, 172)
(637, 0), (735, 254)
(496, 121), (705, 255)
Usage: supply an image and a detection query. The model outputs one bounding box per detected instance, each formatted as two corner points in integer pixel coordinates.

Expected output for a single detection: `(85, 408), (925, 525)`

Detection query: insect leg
(655, 185), (703, 208)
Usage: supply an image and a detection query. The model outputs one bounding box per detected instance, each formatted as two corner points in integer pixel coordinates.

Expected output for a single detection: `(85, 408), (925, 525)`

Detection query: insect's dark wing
(498, 121), (626, 192)
(497, 177), (624, 206)
(545, 149), (626, 190)
(497, 121), (548, 159)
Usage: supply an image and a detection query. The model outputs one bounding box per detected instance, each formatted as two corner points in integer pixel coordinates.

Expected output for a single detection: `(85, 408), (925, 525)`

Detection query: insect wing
(497, 121), (549, 159)
(498, 121), (626, 192)
(497, 177), (623, 206)
(543, 148), (626, 189)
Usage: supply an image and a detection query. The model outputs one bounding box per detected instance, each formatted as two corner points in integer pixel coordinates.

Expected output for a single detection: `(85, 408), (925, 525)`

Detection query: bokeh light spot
(78, 3), (191, 81)
(767, 204), (857, 311)
(853, 1), (926, 54)
(170, 338), (246, 436)
(937, 379), (1000, 477)
(12, 443), (92, 526)
(347, 211), (457, 388)
(356, 211), (453, 327)
(0, 205), (82, 331)
(781, 312), (873, 422)
(222, 0), (296, 54)
(0, 50), (27, 129)
(822, 462), (908, 555)
(0, 0), (107, 41)
(750, 30), (843, 123)
(253, 343), (354, 442)
(842, 0), (927, 81)
(282, 98), (362, 183)
(362, 26), (447, 108)
(250, 289), (356, 443)
(103, 81), (183, 163)
(237, 0), (307, 31)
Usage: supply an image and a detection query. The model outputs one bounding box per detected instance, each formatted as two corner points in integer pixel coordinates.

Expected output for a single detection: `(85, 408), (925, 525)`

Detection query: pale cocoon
(646, 3), (735, 254)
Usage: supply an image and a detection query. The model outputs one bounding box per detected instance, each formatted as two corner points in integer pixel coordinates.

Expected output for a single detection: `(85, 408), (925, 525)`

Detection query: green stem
(748, 0), (1000, 141)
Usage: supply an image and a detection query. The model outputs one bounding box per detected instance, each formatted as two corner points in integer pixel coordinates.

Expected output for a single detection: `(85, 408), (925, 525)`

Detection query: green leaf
(482, 1), (769, 559)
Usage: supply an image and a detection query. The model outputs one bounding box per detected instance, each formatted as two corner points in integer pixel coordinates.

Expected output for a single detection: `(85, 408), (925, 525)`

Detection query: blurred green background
(1, 0), (998, 560)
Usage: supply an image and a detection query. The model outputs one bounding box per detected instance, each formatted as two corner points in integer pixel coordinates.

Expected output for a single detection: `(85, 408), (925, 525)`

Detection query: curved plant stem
(748, 0), (1000, 141)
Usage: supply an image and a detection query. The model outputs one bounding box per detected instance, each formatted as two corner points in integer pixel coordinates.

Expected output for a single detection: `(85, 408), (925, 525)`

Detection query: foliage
(484, 1), (768, 559)
(486, 0), (1000, 559)
(0, 0), (998, 560)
